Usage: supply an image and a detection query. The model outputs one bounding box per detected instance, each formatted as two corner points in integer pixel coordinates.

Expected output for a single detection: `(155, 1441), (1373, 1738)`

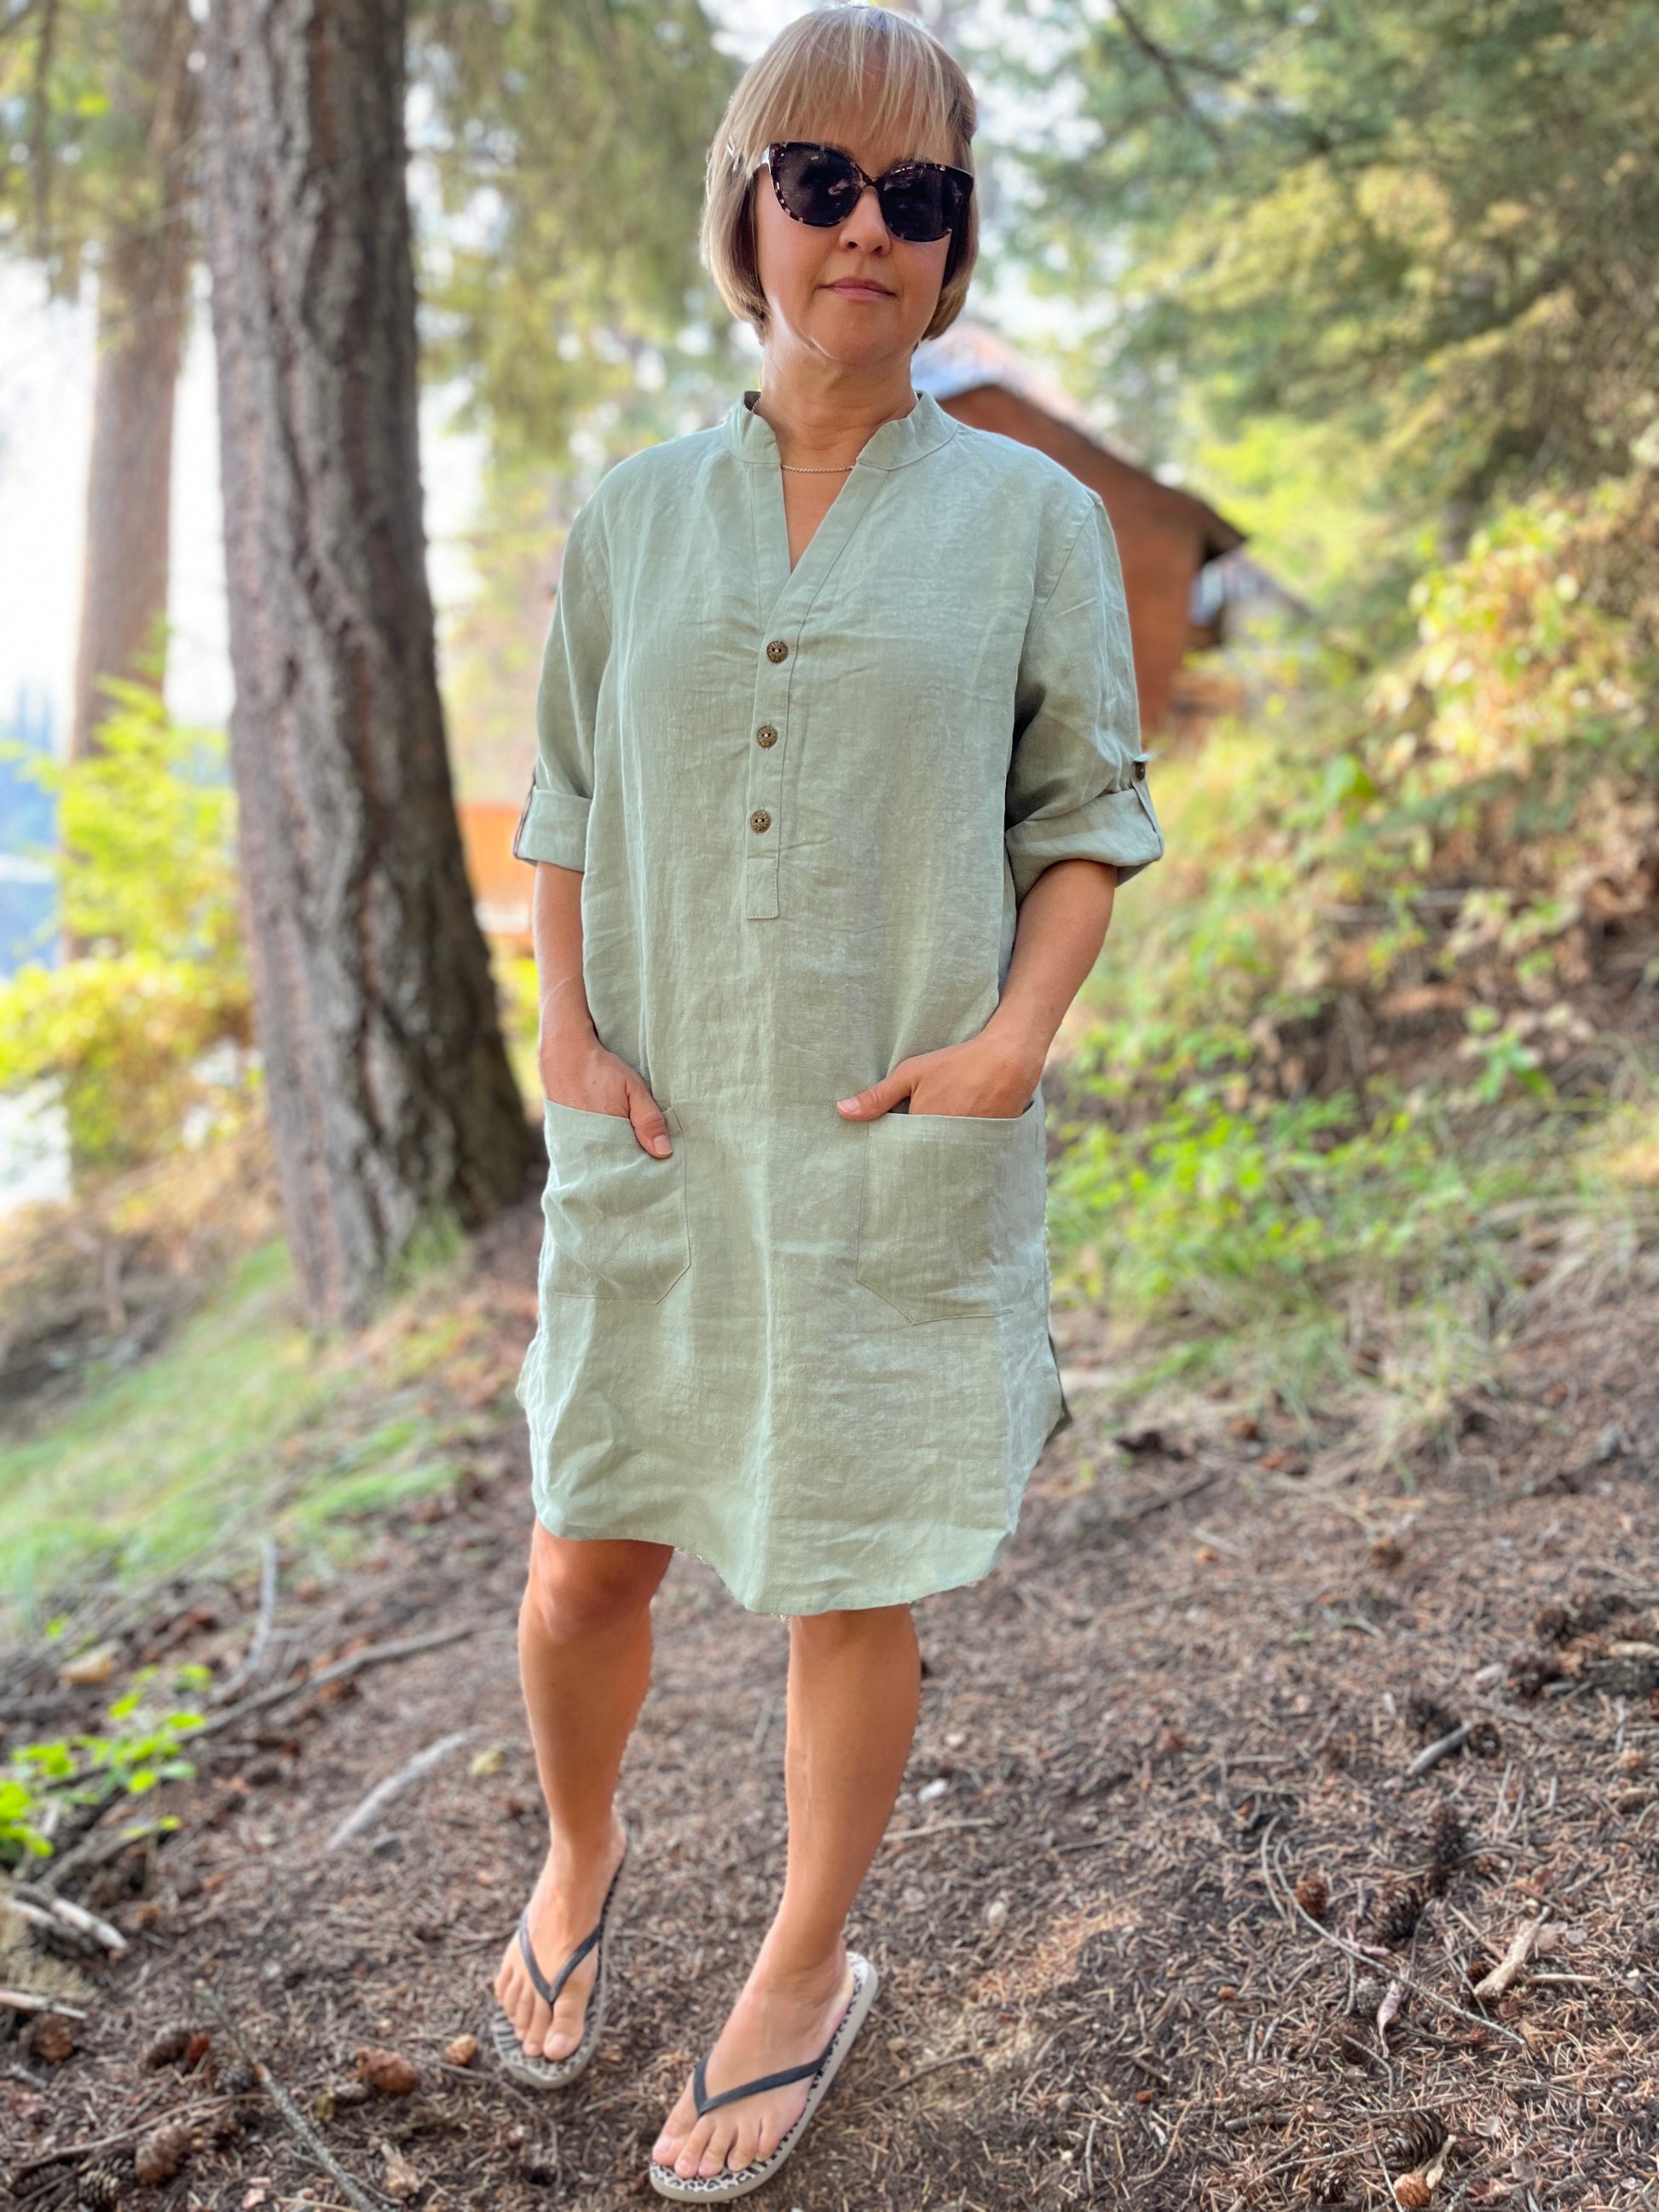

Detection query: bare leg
(494, 1523), (673, 2059)
(653, 1603), (920, 2180)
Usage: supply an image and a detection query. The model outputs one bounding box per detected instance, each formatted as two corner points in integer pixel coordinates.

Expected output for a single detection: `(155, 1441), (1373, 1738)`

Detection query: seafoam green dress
(511, 385), (1163, 1615)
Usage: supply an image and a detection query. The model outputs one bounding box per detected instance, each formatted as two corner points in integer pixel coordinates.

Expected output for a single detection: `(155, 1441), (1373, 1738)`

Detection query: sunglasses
(756, 140), (973, 246)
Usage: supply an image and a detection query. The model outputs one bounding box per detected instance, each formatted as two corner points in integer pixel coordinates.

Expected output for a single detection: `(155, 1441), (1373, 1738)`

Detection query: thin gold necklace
(778, 459), (856, 474)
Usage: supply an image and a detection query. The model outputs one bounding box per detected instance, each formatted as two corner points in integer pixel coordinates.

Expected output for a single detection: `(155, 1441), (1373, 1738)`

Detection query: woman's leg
(494, 1523), (673, 2059)
(653, 1603), (920, 2180)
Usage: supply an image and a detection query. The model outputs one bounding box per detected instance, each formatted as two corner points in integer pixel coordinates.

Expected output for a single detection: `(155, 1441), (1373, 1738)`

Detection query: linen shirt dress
(512, 384), (1164, 1616)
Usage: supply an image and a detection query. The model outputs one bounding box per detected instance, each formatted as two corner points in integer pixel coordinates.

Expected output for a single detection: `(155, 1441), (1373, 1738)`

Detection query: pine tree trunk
(200, 0), (537, 1326)
(69, 0), (197, 764)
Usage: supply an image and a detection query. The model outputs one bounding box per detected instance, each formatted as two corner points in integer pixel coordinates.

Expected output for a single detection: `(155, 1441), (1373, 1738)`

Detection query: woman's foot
(493, 1815), (627, 2060)
(652, 1944), (855, 2181)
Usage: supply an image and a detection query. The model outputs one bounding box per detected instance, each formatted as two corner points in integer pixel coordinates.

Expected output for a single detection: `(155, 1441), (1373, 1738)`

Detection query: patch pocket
(855, 1096), (1047, 1325)
(540, 1100), (689, 1302)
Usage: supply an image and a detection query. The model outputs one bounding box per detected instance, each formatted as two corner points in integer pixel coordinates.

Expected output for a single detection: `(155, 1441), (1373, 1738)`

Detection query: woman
(488, 6), (1162, 2199)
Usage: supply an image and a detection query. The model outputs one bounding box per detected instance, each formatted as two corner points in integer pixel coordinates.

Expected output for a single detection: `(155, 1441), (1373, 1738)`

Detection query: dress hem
(529, 1493), (1030, 1620)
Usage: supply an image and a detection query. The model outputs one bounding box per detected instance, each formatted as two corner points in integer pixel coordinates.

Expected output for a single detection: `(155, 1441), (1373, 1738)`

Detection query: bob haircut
(701, 4), (980, 347)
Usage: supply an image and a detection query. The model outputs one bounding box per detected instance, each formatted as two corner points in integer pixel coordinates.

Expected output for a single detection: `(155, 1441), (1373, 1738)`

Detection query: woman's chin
(795, 305), (919, 371)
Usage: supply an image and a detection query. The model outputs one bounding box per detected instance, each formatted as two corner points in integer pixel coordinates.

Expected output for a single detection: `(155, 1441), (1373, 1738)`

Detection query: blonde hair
(701, 5), (979, 345)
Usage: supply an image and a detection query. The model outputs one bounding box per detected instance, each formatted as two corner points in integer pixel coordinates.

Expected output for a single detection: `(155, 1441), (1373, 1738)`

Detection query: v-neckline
(732, 388), (955, 631)
(755, 455), (881, 627)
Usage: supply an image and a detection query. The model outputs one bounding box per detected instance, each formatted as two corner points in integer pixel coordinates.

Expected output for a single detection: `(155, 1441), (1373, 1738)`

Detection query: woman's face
(751, 118), (957, 373)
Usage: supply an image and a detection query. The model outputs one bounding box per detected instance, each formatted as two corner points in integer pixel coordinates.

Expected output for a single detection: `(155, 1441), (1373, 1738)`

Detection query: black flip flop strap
(692, 2043), (831, 2119)
(517, 1909), (600, 2013)
(515, 1845), (627, 2014)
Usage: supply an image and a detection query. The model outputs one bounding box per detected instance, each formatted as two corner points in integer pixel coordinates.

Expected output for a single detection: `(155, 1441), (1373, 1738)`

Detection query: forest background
(0, 6), (1656, 2206)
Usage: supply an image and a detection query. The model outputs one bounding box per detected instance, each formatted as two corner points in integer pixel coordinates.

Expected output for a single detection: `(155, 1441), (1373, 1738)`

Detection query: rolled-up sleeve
(511, 505), (610, 871)
(1005, 495), (1165, 899)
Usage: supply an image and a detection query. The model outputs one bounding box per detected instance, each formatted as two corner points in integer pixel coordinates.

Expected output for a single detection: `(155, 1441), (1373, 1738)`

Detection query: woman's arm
(534, 861), (673, 1156)
(835, 858), (1117, 1120)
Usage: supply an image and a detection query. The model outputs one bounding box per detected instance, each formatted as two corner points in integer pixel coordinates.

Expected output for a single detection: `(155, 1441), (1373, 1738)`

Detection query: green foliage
(0, 1669), (199, 1865)
(1004, 0), (1659, 536)
(1049, 471), (1659, 1430)
(0, 684), (252, 1170)
(413, 0), (738, 470)
(0, 0), (194, 293)
(1051, 1089), (1509, 1322)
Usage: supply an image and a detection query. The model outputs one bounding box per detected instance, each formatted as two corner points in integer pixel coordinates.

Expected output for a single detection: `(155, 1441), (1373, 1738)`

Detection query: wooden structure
(911, 321), (1244, 736)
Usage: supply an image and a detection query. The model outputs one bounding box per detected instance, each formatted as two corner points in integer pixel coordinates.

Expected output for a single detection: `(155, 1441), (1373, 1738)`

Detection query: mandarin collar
(723, 385), (957, 473)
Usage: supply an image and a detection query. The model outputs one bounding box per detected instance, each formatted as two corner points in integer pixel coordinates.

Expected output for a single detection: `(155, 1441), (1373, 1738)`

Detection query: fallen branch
(34, 1816), (171, 1896)
(191, 1621), (481, 1741)
(12, 1881), (129, 1954)
(1471, 1910), (1548, 2001)
(851, 2049), (980, 2106)
(12, 2107), (218, 2180)
(1112, 1469), (1221, 1527)
(0, 1989), (89, 2018)
(1409, 1721), (1473, 1777)
(1264, 1841), (1527, 2049)
(212, 1535), (280, 1704)
(323, 1730), (478, 1854)
(198, 1984), (393, 2212)
(882, 1816), (1008, 1847)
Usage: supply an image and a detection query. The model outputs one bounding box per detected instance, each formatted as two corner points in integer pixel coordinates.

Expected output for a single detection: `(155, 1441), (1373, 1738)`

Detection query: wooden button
(766, 639), (789, 663)
(749, 808), (772, 834)
(756, 725), (779, 748)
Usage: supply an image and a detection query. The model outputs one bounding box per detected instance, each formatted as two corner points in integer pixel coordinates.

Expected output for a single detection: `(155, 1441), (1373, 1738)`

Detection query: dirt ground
(4, 1184), (1659, 2212)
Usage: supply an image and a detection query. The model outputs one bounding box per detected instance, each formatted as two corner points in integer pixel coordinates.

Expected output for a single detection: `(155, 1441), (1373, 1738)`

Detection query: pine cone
(1393, 2176), (1431, 2211)
(1367, 1877), (1428, 1949)
(132, 2117), (194, 2187)
(75, 2161), (127, 2209)
(1403, 1694), (1459, 1741)
(1506, 1649), (1563, 1701)
(1294, 1872), (1330, 1920)
(1386, 2111), (1448, 2171)
(1425, 1805), (1466, 1895)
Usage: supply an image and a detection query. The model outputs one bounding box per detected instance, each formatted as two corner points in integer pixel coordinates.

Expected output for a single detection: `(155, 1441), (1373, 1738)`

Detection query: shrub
(0, 686), (253, 1173)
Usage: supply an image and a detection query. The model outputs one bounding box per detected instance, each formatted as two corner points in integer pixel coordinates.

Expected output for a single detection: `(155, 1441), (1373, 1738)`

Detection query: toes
(654, 2094), (696, 2166)
(673, 2117), (716, 2179)
(727, 2115), (761, 2172)
(702, 2117), (740, 2177)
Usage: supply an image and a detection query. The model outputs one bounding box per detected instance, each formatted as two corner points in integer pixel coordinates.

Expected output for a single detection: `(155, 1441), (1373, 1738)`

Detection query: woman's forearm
(532, 860), (597, 1056)
(982, 858), (1117, 1082)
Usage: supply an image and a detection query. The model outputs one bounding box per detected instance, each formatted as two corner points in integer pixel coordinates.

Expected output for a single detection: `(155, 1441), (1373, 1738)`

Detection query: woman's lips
(825, 279), (894, 298)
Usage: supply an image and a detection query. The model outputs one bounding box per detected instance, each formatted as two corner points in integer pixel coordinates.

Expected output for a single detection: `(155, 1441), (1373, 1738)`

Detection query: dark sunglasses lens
(771, 145), (861, 226)
(877, 169), (957, 243)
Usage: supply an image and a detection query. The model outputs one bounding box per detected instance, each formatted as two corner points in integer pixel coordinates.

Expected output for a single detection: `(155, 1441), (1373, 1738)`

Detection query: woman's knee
(789, 1601), (916, 1660)
(523, 1525), (669, 1643)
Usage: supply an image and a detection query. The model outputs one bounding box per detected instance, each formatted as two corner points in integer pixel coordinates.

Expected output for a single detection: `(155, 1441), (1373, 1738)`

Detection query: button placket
(744, 636), (794, 921)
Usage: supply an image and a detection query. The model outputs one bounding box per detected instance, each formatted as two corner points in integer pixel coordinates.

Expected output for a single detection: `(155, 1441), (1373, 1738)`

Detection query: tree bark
(200, 0), (536, 1326)
(69, 0), (197, 764)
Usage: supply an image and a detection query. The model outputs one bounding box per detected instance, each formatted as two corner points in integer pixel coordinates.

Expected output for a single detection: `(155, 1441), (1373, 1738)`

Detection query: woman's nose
(839, 182), (891, 248)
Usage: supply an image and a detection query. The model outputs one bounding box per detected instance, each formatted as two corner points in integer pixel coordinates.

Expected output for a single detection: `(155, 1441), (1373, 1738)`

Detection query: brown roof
(911, 321), (1244, 565)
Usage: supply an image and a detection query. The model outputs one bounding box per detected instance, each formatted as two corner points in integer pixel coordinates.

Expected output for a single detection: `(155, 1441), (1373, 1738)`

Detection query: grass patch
(0, 1232), (483, 1630)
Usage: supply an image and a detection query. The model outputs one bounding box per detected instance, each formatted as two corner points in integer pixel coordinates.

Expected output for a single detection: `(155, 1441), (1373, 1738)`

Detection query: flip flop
(647, 1952), (879, 2201)
(486, 1824), (630, 2090)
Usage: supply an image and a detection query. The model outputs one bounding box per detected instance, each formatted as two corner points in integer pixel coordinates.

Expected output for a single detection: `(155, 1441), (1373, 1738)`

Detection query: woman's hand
(835, 1032), (1043, 1121)
(541, 1032), (673, 1157)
